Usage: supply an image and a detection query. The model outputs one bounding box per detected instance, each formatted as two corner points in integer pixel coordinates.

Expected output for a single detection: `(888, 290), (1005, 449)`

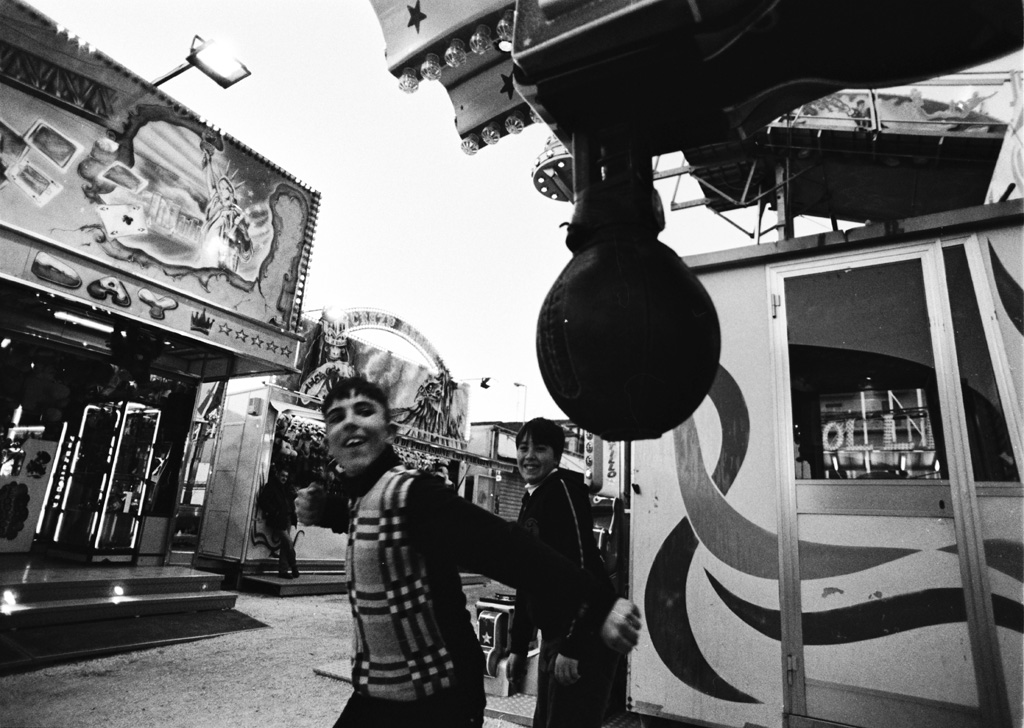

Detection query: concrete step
(238, 570), (489, 598)
(241, 572), (346, 597)
(1, 591), (237, 630)
(0, 608), (265, 675)
(1, 569), (225, 605)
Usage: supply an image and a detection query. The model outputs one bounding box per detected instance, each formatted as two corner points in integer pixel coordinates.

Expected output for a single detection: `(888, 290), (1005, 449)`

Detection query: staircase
(0, 559), (262, 674)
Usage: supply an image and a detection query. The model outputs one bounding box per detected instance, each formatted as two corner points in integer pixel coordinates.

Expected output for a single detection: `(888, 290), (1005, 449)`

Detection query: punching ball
(537, 130), (721, 441)
(538, 224), (720, 441)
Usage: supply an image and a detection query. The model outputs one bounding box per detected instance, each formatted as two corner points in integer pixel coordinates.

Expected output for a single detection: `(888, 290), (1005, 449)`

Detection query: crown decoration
(190, 309), (214, 335)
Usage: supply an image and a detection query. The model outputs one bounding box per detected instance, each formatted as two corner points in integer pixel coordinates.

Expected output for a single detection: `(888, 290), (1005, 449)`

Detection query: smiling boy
(508, 418), (620, 728)
(296, 377), (641, 728)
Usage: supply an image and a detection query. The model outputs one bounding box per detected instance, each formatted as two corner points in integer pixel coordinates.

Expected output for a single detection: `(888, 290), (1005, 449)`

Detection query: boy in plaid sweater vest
(297, 377), (642, 728)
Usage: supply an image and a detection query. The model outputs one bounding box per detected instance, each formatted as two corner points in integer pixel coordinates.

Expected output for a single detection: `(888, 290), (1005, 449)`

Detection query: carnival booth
(623, 81), (1024, 728)
(0, 0), (317, 563)
(195, 384), (342, 577)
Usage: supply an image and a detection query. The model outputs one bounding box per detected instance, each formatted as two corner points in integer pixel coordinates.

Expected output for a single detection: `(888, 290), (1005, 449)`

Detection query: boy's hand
(506, 652), (527, 688)
(599, 598), (642, 654)
(554, 654), (580, 685)
(295, 484), (326, 526)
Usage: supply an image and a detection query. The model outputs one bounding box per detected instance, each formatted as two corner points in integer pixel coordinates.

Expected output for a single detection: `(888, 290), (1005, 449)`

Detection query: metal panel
(976, 494), (1024, 728)
(804, 678), (982, 728)
(629, 262), (782, 728)
(796, 483), (954, 518)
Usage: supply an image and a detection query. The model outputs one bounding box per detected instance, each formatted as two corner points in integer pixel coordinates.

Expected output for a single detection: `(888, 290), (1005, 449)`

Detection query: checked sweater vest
(346, 466), (457, 701)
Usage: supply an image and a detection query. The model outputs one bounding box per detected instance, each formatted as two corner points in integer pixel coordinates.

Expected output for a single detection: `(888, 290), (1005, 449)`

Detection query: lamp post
(514, 382), (528, 424)
(151, 35), (251, 89)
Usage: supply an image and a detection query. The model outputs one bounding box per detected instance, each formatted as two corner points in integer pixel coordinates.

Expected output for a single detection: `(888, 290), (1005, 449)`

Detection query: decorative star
(251, 334), (264, 348)
(500, 70), (515, 100)
(235, 329), (249, 343)
(266, 342), (278, 354)
(218, 323), (232, 335)
(407, 1), (427, 33)
(480, 632), (492, 645)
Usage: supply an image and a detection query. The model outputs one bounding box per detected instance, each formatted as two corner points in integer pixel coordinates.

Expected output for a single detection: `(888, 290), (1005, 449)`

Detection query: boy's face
(324, 392), (394, 477)
(516, 433), (559, 485)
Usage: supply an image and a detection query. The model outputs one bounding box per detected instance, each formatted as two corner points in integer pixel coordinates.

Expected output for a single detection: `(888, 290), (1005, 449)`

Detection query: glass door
(52, 401), (161, 558)
(95, 404), (161, 551)
(774, 245), (1014, 728)
(53, 403), (123, 550)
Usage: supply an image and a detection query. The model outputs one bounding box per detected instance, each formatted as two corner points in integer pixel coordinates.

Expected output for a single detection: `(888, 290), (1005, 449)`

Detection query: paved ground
(0, 582), (523, 728)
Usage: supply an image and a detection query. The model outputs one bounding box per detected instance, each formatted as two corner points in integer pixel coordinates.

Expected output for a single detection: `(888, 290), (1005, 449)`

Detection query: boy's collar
(341, 445), (402, 498)
(524, 468), (560, 496)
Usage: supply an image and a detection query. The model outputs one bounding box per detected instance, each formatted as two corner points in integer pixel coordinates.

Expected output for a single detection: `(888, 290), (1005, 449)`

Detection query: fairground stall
(623, 78), (1023, 728)
(193, 307), (511, 583)
(0, 0), (318, 564)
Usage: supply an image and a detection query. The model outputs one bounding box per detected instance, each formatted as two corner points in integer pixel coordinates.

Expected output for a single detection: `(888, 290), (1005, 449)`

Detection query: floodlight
(152, 35), (251, 89)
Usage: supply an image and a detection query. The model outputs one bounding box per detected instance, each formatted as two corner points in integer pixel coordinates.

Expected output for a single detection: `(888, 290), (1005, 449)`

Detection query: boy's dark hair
(322, 376), (391, 421)
(516, 417), (565, 459)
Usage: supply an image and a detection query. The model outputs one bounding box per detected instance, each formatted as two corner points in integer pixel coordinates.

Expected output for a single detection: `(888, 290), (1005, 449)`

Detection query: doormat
(0, 609), (267, 674)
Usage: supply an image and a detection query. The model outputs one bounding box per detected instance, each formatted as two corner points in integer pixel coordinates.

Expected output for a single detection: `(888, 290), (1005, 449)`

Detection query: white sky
(22, 0), (1022, 423)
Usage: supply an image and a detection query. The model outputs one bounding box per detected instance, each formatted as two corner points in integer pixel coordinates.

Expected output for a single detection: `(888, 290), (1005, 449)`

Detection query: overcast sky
(21, 0), (1022, 423)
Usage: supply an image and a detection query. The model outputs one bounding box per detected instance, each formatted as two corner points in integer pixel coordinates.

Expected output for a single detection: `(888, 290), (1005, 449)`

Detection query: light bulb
(445, 38), (467, 68)
(398, 68), (419, 94)
(504, 111), (525, 135)
(482, 124), (501, 145)
(470, 25), (493, 55)
(496, 10), (515, 51)
(420, 53), (442, 81)
(461, 134), (481, 155)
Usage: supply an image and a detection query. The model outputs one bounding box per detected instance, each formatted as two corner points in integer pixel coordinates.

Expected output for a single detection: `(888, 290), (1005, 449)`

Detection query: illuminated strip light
(53, 311), (114, 334)
(54, 406), (99, 541)
(93, 407), (128, 549)
(35, 421), (69, 535)
(127, 409), (162, 549)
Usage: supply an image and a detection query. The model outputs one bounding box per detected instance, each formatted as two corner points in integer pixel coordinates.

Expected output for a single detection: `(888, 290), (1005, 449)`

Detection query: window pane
(942, 245), (1019, 482)
(786, 260), (947, 480)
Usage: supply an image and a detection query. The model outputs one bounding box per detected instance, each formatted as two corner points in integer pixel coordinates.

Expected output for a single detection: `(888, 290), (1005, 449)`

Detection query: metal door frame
(767, 238), (1011, 727)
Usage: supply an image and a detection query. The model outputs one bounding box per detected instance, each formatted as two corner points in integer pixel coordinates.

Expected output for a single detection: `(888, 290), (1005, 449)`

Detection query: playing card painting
(0, 86), (317, 328)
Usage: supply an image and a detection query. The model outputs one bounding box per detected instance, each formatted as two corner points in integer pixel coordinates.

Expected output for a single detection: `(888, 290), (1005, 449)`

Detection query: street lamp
(514, 382), (528, 424)
(151, 35), (251, 89)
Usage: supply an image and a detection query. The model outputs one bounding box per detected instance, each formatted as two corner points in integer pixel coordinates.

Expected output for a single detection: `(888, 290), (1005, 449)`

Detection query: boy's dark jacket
(510, 468), (613, 655)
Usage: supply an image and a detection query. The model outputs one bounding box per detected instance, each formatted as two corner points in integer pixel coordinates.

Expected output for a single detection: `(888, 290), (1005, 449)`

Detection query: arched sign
(298, 307), (468, 447)
(326, 307), (448, 372)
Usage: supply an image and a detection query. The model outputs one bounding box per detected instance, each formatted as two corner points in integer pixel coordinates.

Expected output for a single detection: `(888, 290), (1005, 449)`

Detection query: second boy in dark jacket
(508, 418), (620, 728)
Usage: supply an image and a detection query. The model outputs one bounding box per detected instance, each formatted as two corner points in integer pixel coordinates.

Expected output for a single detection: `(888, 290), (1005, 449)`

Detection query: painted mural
(792, 89), (1006, 135)
(0, 0), (317, 345)
(0, 84), (314, 332)
(297, 309), (469, 448)
(640, 364), (1024, 720)
(986, 71), (1023, 204)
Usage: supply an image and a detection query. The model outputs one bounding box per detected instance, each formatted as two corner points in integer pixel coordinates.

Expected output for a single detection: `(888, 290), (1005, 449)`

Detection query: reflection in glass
(786, 260), (948, 479)
(942, 245), (1019, 482)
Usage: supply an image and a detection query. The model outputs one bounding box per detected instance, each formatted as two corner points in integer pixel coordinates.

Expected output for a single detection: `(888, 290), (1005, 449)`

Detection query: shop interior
(0, 277), (232, 562)
(787, 258), (1018, 483)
